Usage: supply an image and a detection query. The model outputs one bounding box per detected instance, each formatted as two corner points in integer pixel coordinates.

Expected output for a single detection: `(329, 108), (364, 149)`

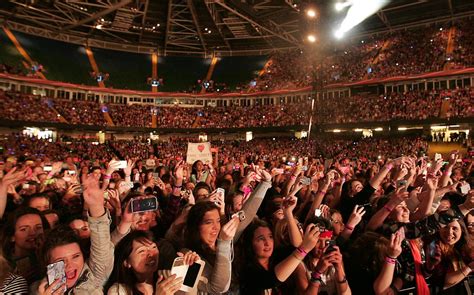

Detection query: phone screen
(131, 197), (158, 213)
(183, 263), (201, 287)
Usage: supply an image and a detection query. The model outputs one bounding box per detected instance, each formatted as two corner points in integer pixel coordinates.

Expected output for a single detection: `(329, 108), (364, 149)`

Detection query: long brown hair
(184, 202), (220, 266)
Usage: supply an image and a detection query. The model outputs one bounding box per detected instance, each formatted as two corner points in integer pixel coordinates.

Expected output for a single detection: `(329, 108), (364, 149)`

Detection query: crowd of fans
(1, 86), (472, 128)
(0, 90), (61, 123)
(314, 87), (474, 124)
(248, 21), (473, 91)
(0, 131), (472, 294)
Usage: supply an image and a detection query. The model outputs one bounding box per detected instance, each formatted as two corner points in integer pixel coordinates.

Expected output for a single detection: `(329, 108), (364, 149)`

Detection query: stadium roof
(1, 0), (473, 56)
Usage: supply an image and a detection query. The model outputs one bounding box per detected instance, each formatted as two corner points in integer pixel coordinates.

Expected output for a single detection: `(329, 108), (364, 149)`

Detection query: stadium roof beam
(63, 0), (133, 31)
(139, 0), (150, 43)
(376, 10), (391, 30)
(164, 0), (173, 54)
(214, 1), (301, 46)
(164, 0), (205, 54)
(447, 0), (454, 17)
(204, 1), (231, 50)
(187, 0), (207, 53)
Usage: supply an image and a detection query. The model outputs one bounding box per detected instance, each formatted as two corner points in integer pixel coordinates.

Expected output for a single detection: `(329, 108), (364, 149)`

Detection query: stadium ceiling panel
(0, 0), (473, 56)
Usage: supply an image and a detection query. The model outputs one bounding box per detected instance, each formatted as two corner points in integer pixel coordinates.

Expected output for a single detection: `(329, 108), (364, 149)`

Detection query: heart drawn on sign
(197, 144), (205, 152)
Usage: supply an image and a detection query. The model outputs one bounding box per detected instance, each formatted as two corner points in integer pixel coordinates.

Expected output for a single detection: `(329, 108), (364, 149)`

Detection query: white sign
(186, 142), (212, 164)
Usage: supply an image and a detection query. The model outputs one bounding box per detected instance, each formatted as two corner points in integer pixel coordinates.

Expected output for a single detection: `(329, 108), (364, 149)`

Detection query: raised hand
(0, 167), (27, 188)
(346, 204), (366, 229)
(448, 150), (459, 166)
(425, 174), (439, 191)
(155, 274), (183, 295)
(83, 174), (105, 217)
(282, 195), (297, 217)
(300, 223), (320, 253)
(218, 215), (240, 241)
(387, 229), (403, 258)
(106, 159), (121, 175)
(123, 159), (136, 177)
(177, 251), (201, 266)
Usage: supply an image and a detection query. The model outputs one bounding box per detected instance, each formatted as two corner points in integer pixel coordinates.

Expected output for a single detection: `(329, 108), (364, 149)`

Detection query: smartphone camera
(131, 196), (158, 213)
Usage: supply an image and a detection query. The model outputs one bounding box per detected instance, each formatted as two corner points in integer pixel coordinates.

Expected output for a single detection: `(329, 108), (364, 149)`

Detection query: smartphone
(231, 210), (246, 221)
(434, 153), (442, 161)
(130, 196), (158, 213)
(44, 165), (52, 172)
(216, 188), (225, 200)
(314, 209), (322, 217)
(171, 257), (205, 292)
(152, 172), (160, 179)
(118, 160), (127, 169)
(68, 170), (76, 175)
(273, 168), (284, 174)
(397, 180), (407, 188)
(325, 240), (337, 254)
(47, 260), (66, 293)
(103, 191), (110, 200)
(300, 176), (311, 186)
(301, 166), (308, 171)
(459, 183), (471, 195)
(22, 183), (29, 189)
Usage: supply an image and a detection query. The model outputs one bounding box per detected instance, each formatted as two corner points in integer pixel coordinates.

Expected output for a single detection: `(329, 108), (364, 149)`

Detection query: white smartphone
(171, 257), (205, 292)
(216, 188), (225, 200)
(118, 160), (127, 169)
(47, 260), (66, 293)
(44, 165), (53, 172)
(459, 183), (471, 195)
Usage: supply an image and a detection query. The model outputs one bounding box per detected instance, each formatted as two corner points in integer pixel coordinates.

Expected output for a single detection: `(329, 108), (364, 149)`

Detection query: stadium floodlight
(334, 29), (344, 39)
(306, 9), (317, 18)
(334, 0), (389, 39)
(335, 1), (352, 12)
(307, 34), (317, 43)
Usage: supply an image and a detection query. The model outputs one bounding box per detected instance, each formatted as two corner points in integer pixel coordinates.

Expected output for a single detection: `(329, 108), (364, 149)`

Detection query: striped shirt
(0, 273), (28, 295)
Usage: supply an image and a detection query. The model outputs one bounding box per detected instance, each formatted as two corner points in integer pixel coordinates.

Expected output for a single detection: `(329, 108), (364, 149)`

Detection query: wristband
(310, 276), (323, 285)
(383, 205), (393, 213)
(385, 257), (397, 264)
(296, 247), (308, 257)
(443, 171), (451, 176)
(292, 252), (304, 261)
(290, 175), (297, 180)
(344, 224), (354, 231)
(311, 270), (322, 279)
(103, 174), (112, 180)
(386, 164), (393, 171)
(337, 276), (347, 284)
(319, 190), (327, 195)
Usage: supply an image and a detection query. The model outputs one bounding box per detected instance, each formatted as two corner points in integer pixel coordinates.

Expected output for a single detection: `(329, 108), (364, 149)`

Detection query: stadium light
(307, 34), (317, 43)
(334, 29), (344, 39)
(334, 0), (389, 39)
(306, 9), (317, 18)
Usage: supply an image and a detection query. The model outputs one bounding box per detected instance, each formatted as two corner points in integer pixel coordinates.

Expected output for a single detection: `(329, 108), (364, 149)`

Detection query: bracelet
(292, 252), (304, 261)
(310, 276), (324, 285)
(311, 270), (322, 279)
(103, 174), (111, 180)
(385, 257), (397, 264)
(296, 247), (308, 257)
(443, 171), (452, 176)
(386, 164), (393, 171)
(290, 175), (297, 180)
(319, 190), (327, 195)
(344, 224), (354, 231)
(336, 276), (347, 284)
(383, 205), (393, 213)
